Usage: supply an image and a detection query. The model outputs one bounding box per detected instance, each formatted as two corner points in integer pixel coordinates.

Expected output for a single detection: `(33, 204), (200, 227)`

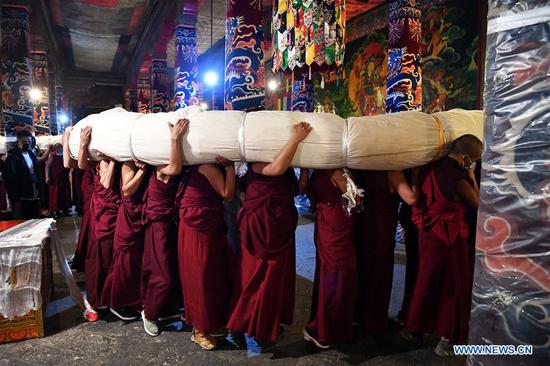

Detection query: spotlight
(200, 102), (208, 110)
(59, 114), (69, 124)
(30, 89), (42, 101)
(203, 71), (218, 86)
(267, 79), (279, 91)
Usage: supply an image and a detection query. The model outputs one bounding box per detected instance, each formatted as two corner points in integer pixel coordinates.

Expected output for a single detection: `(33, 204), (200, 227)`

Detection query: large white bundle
(244, 111), (345, 168)
(67, 107), (483, 170)
(132, 106), (244, 165)
(346, 109), (483, 170)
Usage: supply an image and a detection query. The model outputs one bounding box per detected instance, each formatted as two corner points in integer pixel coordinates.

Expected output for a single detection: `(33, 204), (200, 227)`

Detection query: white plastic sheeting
(68, 106), (483, 170)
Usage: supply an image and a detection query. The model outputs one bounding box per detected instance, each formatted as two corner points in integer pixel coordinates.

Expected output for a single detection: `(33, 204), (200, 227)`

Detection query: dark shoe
(226, 330), (245, 349)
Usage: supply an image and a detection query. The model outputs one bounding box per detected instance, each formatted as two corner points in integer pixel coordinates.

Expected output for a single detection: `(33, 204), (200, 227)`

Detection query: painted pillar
(123, 88), (138, 112)
(30, 51), (51, 135)
(54, 82), (66, 134)
(137, 71), (151, 114)
(291, 70), (314, 112)
(48, 71), (57, 134)
(224, 0), (265, 111)
(0, 3), (33, 138)
(174, 1), (199, 109)
(150, 59), (169, 113)
(386, 0), (422, 113)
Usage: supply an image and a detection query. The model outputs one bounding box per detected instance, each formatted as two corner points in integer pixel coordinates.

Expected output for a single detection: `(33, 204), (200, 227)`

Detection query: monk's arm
(200, 164), (236, 202)
(331, 169), (348, 194)
(62, 128), (78, 169)
(389, 170), (418, 206)
(157, 119), (189, 176)
(37, 145), (51, 163)
(298, 169), (309, 194)
(457, 179), (479, 209)
(99, 160), (116, 189)
(260, 122), (312, 176)
(77, 127), (92, 170)
(45, 154), (53, 183)
(121, 161), (146, 197)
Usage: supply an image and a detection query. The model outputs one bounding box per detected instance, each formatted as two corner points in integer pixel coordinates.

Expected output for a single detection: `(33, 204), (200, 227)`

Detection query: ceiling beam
(63, 70), (126, 91)
(126, 0), (184, 86)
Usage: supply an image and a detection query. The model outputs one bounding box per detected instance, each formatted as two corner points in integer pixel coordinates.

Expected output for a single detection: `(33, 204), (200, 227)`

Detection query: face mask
(55, 151), (63, 156)
(21, 143), (31, 152)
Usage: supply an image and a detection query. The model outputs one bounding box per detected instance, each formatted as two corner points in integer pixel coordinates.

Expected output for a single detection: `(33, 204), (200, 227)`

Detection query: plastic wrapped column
(468, 2), (550, 365)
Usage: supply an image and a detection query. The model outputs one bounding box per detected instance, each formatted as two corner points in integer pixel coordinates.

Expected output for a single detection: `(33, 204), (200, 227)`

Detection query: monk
(178, 157), (235, 350)
(355, 169), (417, 335)
(101, 159), (150, 321)
(46, 143), (71, 216)
(78, 127), (122, 322)
(302, 168), (360, 349)
(141, 118), (189, 337)
(63, 127), (94, 272)
(406, 134), (481, 356)
(226, 122), (312, 356)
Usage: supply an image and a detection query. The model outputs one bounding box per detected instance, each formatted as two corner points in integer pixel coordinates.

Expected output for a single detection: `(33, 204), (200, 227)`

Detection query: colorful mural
(301, 0), (482, 118)
(150, 59), (169, 113)
(421, 2), (481, 113)
(0, 4), (33, 137)
(174, 24), (199, 109)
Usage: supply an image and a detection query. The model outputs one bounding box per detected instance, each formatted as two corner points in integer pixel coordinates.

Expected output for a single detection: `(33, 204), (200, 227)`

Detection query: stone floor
(0, 215), (465, 366)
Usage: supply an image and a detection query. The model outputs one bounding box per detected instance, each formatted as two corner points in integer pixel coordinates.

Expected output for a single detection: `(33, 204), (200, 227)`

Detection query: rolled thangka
(346, 109), (484, 170)
(67, 106), (484, 170)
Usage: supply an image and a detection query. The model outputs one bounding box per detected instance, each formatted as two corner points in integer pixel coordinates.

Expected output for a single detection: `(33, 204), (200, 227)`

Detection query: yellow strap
(432, 115), (445, 152)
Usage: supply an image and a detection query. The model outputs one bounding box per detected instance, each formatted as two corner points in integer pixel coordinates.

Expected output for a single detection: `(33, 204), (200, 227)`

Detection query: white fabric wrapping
(244, 111), (345, 168)
(68, 107), (483, 170)
(0, 219), (87, 320)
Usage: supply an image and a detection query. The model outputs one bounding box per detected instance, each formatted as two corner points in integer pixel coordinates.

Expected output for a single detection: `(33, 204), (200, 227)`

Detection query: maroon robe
(85, 165), (121, 309)
(141, 172), (182, 320)
(101, 169), (150, 310)
(48, 154), (71, 212)
(226, 167), (298, 342)
(406, 158), (474, 344)
(355, 170), (399, 334)
(73, 167), (95, 272)
(178, 166), (231, 333)
(306, 169), (358, 344)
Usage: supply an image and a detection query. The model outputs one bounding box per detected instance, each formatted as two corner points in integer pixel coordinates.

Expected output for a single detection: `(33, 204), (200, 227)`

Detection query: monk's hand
(290, 122), (312, 143)
(134, 160), (147, 170)
(215, 156), (233, 167)
(62, 126), (72, 144)
(80, 126), (92, 147)
(93, 149), (112, 162)
(169, 118), (190, 141)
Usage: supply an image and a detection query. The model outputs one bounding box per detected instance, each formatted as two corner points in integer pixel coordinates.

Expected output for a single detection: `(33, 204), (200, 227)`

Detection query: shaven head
(451, 134), (483, 161)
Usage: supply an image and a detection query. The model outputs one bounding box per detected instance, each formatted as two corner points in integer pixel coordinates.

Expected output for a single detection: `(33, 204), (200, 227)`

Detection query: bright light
(203, 71), (218, 86)
(200, 102), (208, 110)
(30, 88), (42, 101)
(59, 114), (69, 124)
(267, 79), (279, 91)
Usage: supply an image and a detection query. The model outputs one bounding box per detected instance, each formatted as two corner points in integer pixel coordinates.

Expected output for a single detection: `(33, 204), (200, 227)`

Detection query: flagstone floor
(0, 216), (465, 366)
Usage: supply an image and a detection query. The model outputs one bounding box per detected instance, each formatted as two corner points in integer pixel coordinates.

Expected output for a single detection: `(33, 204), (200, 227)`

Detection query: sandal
(191, 330), (217, 351)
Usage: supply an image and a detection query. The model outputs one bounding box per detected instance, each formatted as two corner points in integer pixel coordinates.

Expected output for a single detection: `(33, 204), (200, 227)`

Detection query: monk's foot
(191, 330), (217, 351)
(303, 327), (330, 350)
(110, 307), (139, 321)
(225, 331), (245, 349)
(434, 337), (455, 357)
(141, 310), (159, 337)
(83, 308), (99, 322)
(245, 334), (263, 358)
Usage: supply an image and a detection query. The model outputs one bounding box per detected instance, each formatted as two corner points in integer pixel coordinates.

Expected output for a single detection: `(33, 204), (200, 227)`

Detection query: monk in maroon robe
(406, 134), (481, 356)
(355, 170), (417, 335)
(77, 126), (122, 321)
(226, 122), (312, 354)
(46, 143), (71, 215)
(140, 119), (188, 337)
(62, 126), (93, 272)
(302, 169), (359, 349)
(178, 159), (235, 350)
(101, 160), (150, 321)
(71, 167), (84, 213)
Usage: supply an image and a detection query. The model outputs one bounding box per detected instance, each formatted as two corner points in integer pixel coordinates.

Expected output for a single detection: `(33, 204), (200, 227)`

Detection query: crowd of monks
(59, 119), (482, 357)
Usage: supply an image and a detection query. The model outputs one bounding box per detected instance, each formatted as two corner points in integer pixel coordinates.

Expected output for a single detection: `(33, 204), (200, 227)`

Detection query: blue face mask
(55, 151), (63, 156)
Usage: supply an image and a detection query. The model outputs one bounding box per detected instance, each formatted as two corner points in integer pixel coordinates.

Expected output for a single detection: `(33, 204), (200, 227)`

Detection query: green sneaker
(141, 310), (159, 337)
